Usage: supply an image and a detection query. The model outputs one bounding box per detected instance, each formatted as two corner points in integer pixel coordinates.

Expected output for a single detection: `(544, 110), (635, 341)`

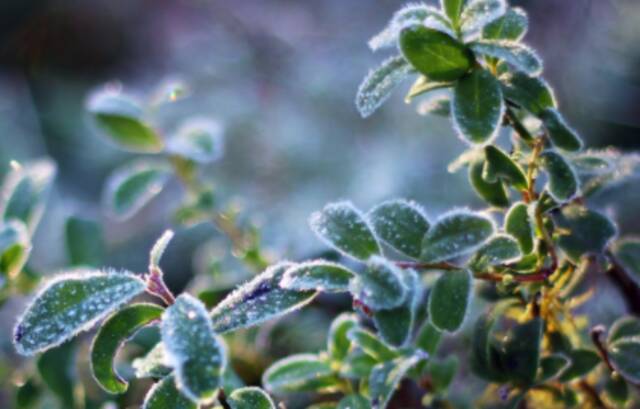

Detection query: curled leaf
(356, 55), (414, 118)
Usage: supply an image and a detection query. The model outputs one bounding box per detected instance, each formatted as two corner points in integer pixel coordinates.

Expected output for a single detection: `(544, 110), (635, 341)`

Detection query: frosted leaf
(416, 92), (451, 117)
(227, 387), (276, 409)
(167, 117), (224, 164)
(0, 220), (31, 279)
(91, 303), (164, 394)
(356, 55), (414, 118)
(570, 150), (615, 176)
(1, 158), (57, 234)
(469, 234), (521, 271)
(87, 89), (163, 153)
(505, 202), (535, 255)
(468, 158), (509, 208)
(349, 256), (407, 310)
(539, 108), (583, 152)
(103, 159), (172, 221)
(373, 269), (420, 346)
(339, 349), (377, 380)
(369, 353), (425, 409)
(142, 375), (196, 409)
(133, 342), (172, 378)
(440, 0), (465, 24)
(460, 0), (507, 38)
(554, 205), (617, 263)
(327, 313), (358, 362)
(501, 71), (557, 115)
(540, 150), (579, 202)
(367, 199), (430, 259)
(428, 269), (472, 332)
(14, 269), (146, 356)
(309, 201), (381, 261)
(162, 294), (226, 404)
(280, 260), (354, 293)
(482, 7), (528, 41)
(612, 238), (640, 287)
(150, 230), (174, 269)
(210, 262), (317, 333)
(581, 150), (640, 197)
(65, 217), (105, 267)
(483, 145), (528, 190)
(452, 68), (504, 145)
(262, 354), (339, 394)
(368, 4), (444, 51)
(447, 148), (484, 173)
(470, 40), (542, 76)
(347, 327), (398, 362)
(421, 209), (495, 262)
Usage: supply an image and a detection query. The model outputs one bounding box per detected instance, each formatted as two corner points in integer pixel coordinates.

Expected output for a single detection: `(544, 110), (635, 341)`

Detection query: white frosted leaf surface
(133, 342), (172, 378)
(368, 199), (430, 259)
(310, 201), (381, 261)
(227, 387), (276, 409)
(149, 230), (174, 268)
(540, 150), (579, 202)
(373, 269), (419, 347)
(167, 117), (224, 164)
(14, 269), (145, 356)
(369, 353), (424, 409)
(262, 353), (337, 394)
(356, 55), (413, 118)
(142, 375), (196, 409)
(210, 262), (317, 333)
(470, 40), (542, 76)
(368, 4), (442, 51)
(349, 256), (407, 310)
(162, 294), (226, 403)
(460, 0), (507, 36)
(482, 7), (528, 41)
(280, 260), (354, 293)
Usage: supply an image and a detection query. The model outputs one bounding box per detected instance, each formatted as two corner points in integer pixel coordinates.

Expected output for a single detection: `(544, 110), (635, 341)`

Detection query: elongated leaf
(558, 349), (601, 382)
(338, 395), (369, 409)
(373, 269), (419, 346)
(0, 220), (31, 279)
(347, 327), (397, 362)
(471, 40), (542, 76)
(143, 375), (197, 409)
(262, 354), (339, 394)
(91, 303), (163, 393)
(369, 353), (424, 409)
(356, 56), (413, 118)
(441, 0), (465, 24)
(167, 118), (224, 163)
(483, 145), (528, 190)
(349, 256), (407, 310)
(309, 201), (381, 261)
(1, 158), (56, 234)
(608, 316), (640, 344)
(37, 340), (77, 408)
(555, 205), (616, 263)
(482, 8), (528, 41)
(500, 318), (542, 386)
(340, 349), (377, 379)
(540, 151), (579, 202)
(429, 269), (472, 332)
(14, 270), (146, 355)
(538, 354), (570, 382)
(65, 217), (104, 267)
(368, 199), (430, 259)
(505, 202), (534, 254)
(470, 234), (522, 271)
(88, 91), (163, 153)
(501, 72), (556, 115)
(612, 238), (640, 286)
(399, 26), (473, 82)
(421, 209), (495, 262)
(133, 342), (171, 378)
(540, 108), (583, 152)
(368, 4), (444, 51)
(280, 260), (354, 293)
(328, 313), (358, 361)
(149, 230), (174, 269)
(228, 387), (275, 409)
(210, 262), (317, 333)
(460, 0), (507, 35)
(162, 294), (225, 403)
(469, 158), (510, 207)
(609, 338), (640, 384)
(453, 68), (504, 145)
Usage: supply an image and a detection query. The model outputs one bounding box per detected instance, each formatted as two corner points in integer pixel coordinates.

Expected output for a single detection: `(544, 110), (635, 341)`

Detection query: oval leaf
(609, 338), (640, 384)
(540, 151), (579, 202)
(349, 256), (407, 310)
(470, 40), (542, 76)
(482, 7), (528, 41)
(501, 72), (556, 115)
(347, 327), (398, 362)
(540, 108), (583, 152)
(368, 199), (430, 259)
(142, 375), (197, 409)
(608, 316), (640, 344)
(14, 270), (146, 356)
(460, 0), (507, 35)
(227, 387), (275, 409)
(280, 260), (354, 293)
(328, 313), (358, 362)
(505, 202), (535, 255)
(356, 55), (413, 118)
(262, 354), (338, 394)
(373, 269), (419, 347)
(429, 269), (472, 332)
(368, 4), (444, 51)
(469, 158), (510, 207)
(483, 145), (528, 190)
(167, 118), (224, 163)
(470, 234), (522, 271)
(555, 205), (617, 263)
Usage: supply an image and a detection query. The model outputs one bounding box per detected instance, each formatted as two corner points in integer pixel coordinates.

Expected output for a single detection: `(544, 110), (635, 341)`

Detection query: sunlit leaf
(356, 55), (414, 118)
(349, 256), (407, 310)
(149, 230), (174, 269)
(142, 375), (196, 409)
(0, 220), (31, 279)
(429, 269), (472, 332)
(65, 217), (104, 267)
(483, 145), (528, 190)
(340, 349), (377, 380)
(327, 313), (358, 362)
(470, 234), (522, 271)
(470, 40), (542, 76)
(227, 387), (276, 409)
(368, 199), (430, 259)
(460, 0), (507, 36)
(501, 72), (556, 115)
(373, 269), (419, 346)
(441, 0), (465, 25)
(540, 150), (579, 202)
(482, 7), (528, 41)
(540, 108), (583, 152)
(469, 158), (510, 208)
(369, 353), (424, 409)
(280, 260), (354, 293)
(505, 202), (534, 255)
(555, 205), (616, 263)
(368, 4), (445, 51)
(262, 354), (339, 394)
(167, 118), (224, 163)
(347, 327), (397, 362)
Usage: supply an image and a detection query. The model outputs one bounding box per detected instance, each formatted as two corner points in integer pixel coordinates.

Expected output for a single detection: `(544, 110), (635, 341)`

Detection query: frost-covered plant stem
(145, 266), (175, 306)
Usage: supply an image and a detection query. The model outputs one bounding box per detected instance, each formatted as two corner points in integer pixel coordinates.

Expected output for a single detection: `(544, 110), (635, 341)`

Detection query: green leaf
(555, 205), (617, 263)
(309, 201), (381, 261)
(470, 234), (522, 271)
(167, 118), (224, 163)
(421, 209), (495, 262)
(612, 239), (640, 286)
(540, 150), (579, 202)
(538, 354), (570, 382)
(482, 7), (528, 41)
(483, 145), (528, 190)
(470, 311), (507, 382)
(499, 318), (543, 386)
(429, 269), (472, 332)
(347, 327), (397, 362)
(427, 356), (458, 394)
(452, 68), (504, 145)
(337, 395), (369, 409)
(262, 354), (339, 394)
(469, 158), (510, 207)
(210, 262), (317, 333)
(162, 294), (226, 403)
(65, 217), (105, 267)
(373, 269), (419, 346)
(368, 4), (446, 51)
(607, 316), (640, 344)
(327, 313), (358, 362)
(460, 0), (507, 35)
(399, 26), (473, 82)
(470, 40), (542, 76)
(604, 374), (629, 405)
(505, 202), (534, 254)
(415, 322), (442, 355)
(501, 72), (556, 115)
(37, 340), (77, 408)
(609, 337), (640, 384)
(557, 349), (601, 382)
(14, 270), (146, 355)
(0, 220), (31, 280)
(570, 150), (614, 175)
(1, 158), (56, 234)
(142, 375), (197, 409)
(441, 0), (465, 24)
(369, 353), (424, 409)
(340, 349), (377, 379)
(88, 91), (163, 153)
(227, 387), (276, 409)
(356, 55), (413, 118)
(539, 108), (583, 152)
(133, 342), (171, 378)
(349, 256), (407, 310)
(368, 199), (430, 259)
(280, 260), (354, 293)
(15, 377), (41, 409)
(149, 230), (174, 269)
(91, 303), (163, 394)
(104, 159), (172, 220)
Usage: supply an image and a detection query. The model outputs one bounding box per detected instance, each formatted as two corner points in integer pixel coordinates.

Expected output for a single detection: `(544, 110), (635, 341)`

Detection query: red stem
(145, 267), (176, 306)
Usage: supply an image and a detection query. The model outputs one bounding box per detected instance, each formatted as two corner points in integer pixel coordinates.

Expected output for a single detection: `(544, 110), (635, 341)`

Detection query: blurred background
(0, 0), (639, 407)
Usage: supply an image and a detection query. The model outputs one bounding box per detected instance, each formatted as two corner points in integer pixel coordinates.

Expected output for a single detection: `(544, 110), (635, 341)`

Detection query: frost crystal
(280, 260), (354, 293)
(142, 375), (196, 409)
(470, 40), (543, 76)
(133, 342), (172, 378)
(349, 256), (407, 310)
(368, 3), (441, 51)
(14, 269), (146, 356)
(460, 0), (507, 38)
(162, 294), (226, 403)
(356, 55), (413, 118)
(210, 262), (317, 333)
